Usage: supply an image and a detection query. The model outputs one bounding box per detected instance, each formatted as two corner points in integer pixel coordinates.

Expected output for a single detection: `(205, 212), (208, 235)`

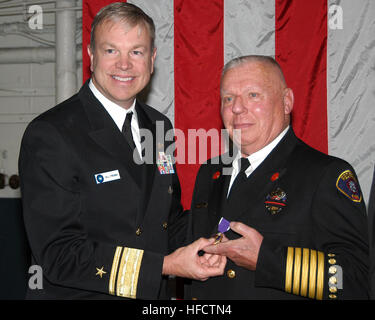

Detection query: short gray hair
(90, 2), (156, 51)
(222, 55), (286, 85)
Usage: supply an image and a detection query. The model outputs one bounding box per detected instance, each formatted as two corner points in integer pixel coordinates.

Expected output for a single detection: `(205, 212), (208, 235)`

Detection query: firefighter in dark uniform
(19, 2), (225, 300)
(185, 55), (369, 300)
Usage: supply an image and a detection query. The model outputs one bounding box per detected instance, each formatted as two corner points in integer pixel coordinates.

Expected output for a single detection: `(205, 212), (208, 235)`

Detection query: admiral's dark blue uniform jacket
(19, 81), (186, 299)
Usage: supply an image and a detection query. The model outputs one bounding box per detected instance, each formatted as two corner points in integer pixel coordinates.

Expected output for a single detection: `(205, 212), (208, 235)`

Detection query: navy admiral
(185, 55), (369, 299)
(19, 2), (225, 300)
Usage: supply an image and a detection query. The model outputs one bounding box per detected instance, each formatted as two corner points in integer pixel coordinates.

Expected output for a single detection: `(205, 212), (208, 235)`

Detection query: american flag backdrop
(82, 0), (375, 211)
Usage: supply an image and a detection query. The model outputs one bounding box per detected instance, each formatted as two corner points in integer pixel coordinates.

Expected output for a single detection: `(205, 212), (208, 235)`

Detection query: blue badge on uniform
(94, 170), (121, 184)
(336, 170), (362, 202)
(157, 152), (174, 175)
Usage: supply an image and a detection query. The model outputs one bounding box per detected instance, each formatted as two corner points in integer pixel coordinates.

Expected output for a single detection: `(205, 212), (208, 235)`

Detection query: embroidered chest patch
(336, 170), (362, 202)
(265, 187), (287, 215)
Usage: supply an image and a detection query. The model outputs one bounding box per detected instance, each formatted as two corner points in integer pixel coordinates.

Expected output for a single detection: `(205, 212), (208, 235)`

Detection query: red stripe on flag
(82, 0), (125, 83)
(275, 0), (328, 154)
(174, 0), (224, 209)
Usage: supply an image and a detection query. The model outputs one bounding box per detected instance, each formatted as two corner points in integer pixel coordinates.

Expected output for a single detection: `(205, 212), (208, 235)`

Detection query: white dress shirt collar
(89, 79), (137, 131)
(228, 126), (290, 196)
(88, 79), (142, 158)
(239, 125), (290, 176)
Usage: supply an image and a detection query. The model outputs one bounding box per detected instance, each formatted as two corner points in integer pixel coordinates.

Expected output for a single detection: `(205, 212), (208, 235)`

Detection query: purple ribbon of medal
(214, 217), (230, 244)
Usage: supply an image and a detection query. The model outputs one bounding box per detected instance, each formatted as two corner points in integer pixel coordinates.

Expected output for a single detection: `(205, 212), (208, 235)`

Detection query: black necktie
(122, 112), (136, 150)
(228, 157), (250, 198)
(122, 112), (143, 164)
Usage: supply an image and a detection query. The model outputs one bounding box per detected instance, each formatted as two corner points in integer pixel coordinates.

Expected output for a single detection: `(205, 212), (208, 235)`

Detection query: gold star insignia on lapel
(96, 266), (107, 278)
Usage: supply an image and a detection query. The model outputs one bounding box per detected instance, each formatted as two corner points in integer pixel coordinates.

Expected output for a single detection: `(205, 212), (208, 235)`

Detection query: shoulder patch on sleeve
(336, 170), (362, 203)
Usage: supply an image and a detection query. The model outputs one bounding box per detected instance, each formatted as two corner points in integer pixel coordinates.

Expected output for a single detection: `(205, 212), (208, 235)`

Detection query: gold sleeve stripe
(300, 248), (310, 297)
(292, 248), (302, 295)
(108, 247), (144, 299)
(316, 251), (325, 300)
(308, 250), (317, 299)
(285, 247), (294, 293)
(117, 247), (144, 299)
(285, 247), (325, 300)
(130, 249), (143, 298)
(109, 246), (123, 295)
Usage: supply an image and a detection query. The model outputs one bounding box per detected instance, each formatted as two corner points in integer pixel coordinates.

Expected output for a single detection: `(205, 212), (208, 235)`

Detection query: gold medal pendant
(214, 232), (223, 245)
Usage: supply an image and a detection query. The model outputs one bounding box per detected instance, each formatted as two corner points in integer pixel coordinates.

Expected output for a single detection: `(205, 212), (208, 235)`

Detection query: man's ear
(150, 47), (157, 74)
(87, 44), (94, 73)
(283, 88), (294, 115)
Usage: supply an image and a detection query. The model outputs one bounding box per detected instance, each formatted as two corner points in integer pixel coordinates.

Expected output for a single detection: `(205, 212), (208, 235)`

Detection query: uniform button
(328, 253), (335, 257)
(329, 294), (337, 299)
(329, 286), (338, 293)
(168, 186), (173, 194)
(328, 258), (336, 265)
(329, 276), (337, 285)
(162, 222), (168, 229)
(329, 266), (337, 274)
(195, 202), (208, 209)
(227, 269), (236, 279)
(192, 297), (198, 300)
(136, 227), (142, 236)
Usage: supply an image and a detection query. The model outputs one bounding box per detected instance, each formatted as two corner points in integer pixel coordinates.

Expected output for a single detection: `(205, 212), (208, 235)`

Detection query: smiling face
(88, 20), (156, 109)
(220, 60), (294, 156)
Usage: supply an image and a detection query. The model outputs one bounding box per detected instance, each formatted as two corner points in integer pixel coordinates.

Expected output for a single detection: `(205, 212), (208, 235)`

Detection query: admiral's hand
(203, 222), (263, 270)
(162, 238), (227, 281)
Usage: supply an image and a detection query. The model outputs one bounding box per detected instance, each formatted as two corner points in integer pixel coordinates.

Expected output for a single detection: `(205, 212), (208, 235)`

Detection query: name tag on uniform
(94, 170), (121, 184)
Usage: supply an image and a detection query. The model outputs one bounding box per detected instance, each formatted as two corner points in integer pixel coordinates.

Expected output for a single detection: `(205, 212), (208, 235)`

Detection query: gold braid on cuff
(109, 246), (144, 299)
(285, 247), (325, 300)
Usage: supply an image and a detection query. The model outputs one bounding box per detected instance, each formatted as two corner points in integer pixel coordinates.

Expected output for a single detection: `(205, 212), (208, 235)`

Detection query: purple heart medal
(214, 217), (231, 245)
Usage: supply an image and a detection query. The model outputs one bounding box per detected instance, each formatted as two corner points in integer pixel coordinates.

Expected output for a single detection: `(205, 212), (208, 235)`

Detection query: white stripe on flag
(224, 0), (275, 63)
(327, 0), (375, 205)
(129, 0), (175, 124)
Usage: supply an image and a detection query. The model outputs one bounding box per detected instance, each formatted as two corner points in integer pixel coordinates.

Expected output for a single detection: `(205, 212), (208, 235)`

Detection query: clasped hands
(163, 222), (263, 281)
